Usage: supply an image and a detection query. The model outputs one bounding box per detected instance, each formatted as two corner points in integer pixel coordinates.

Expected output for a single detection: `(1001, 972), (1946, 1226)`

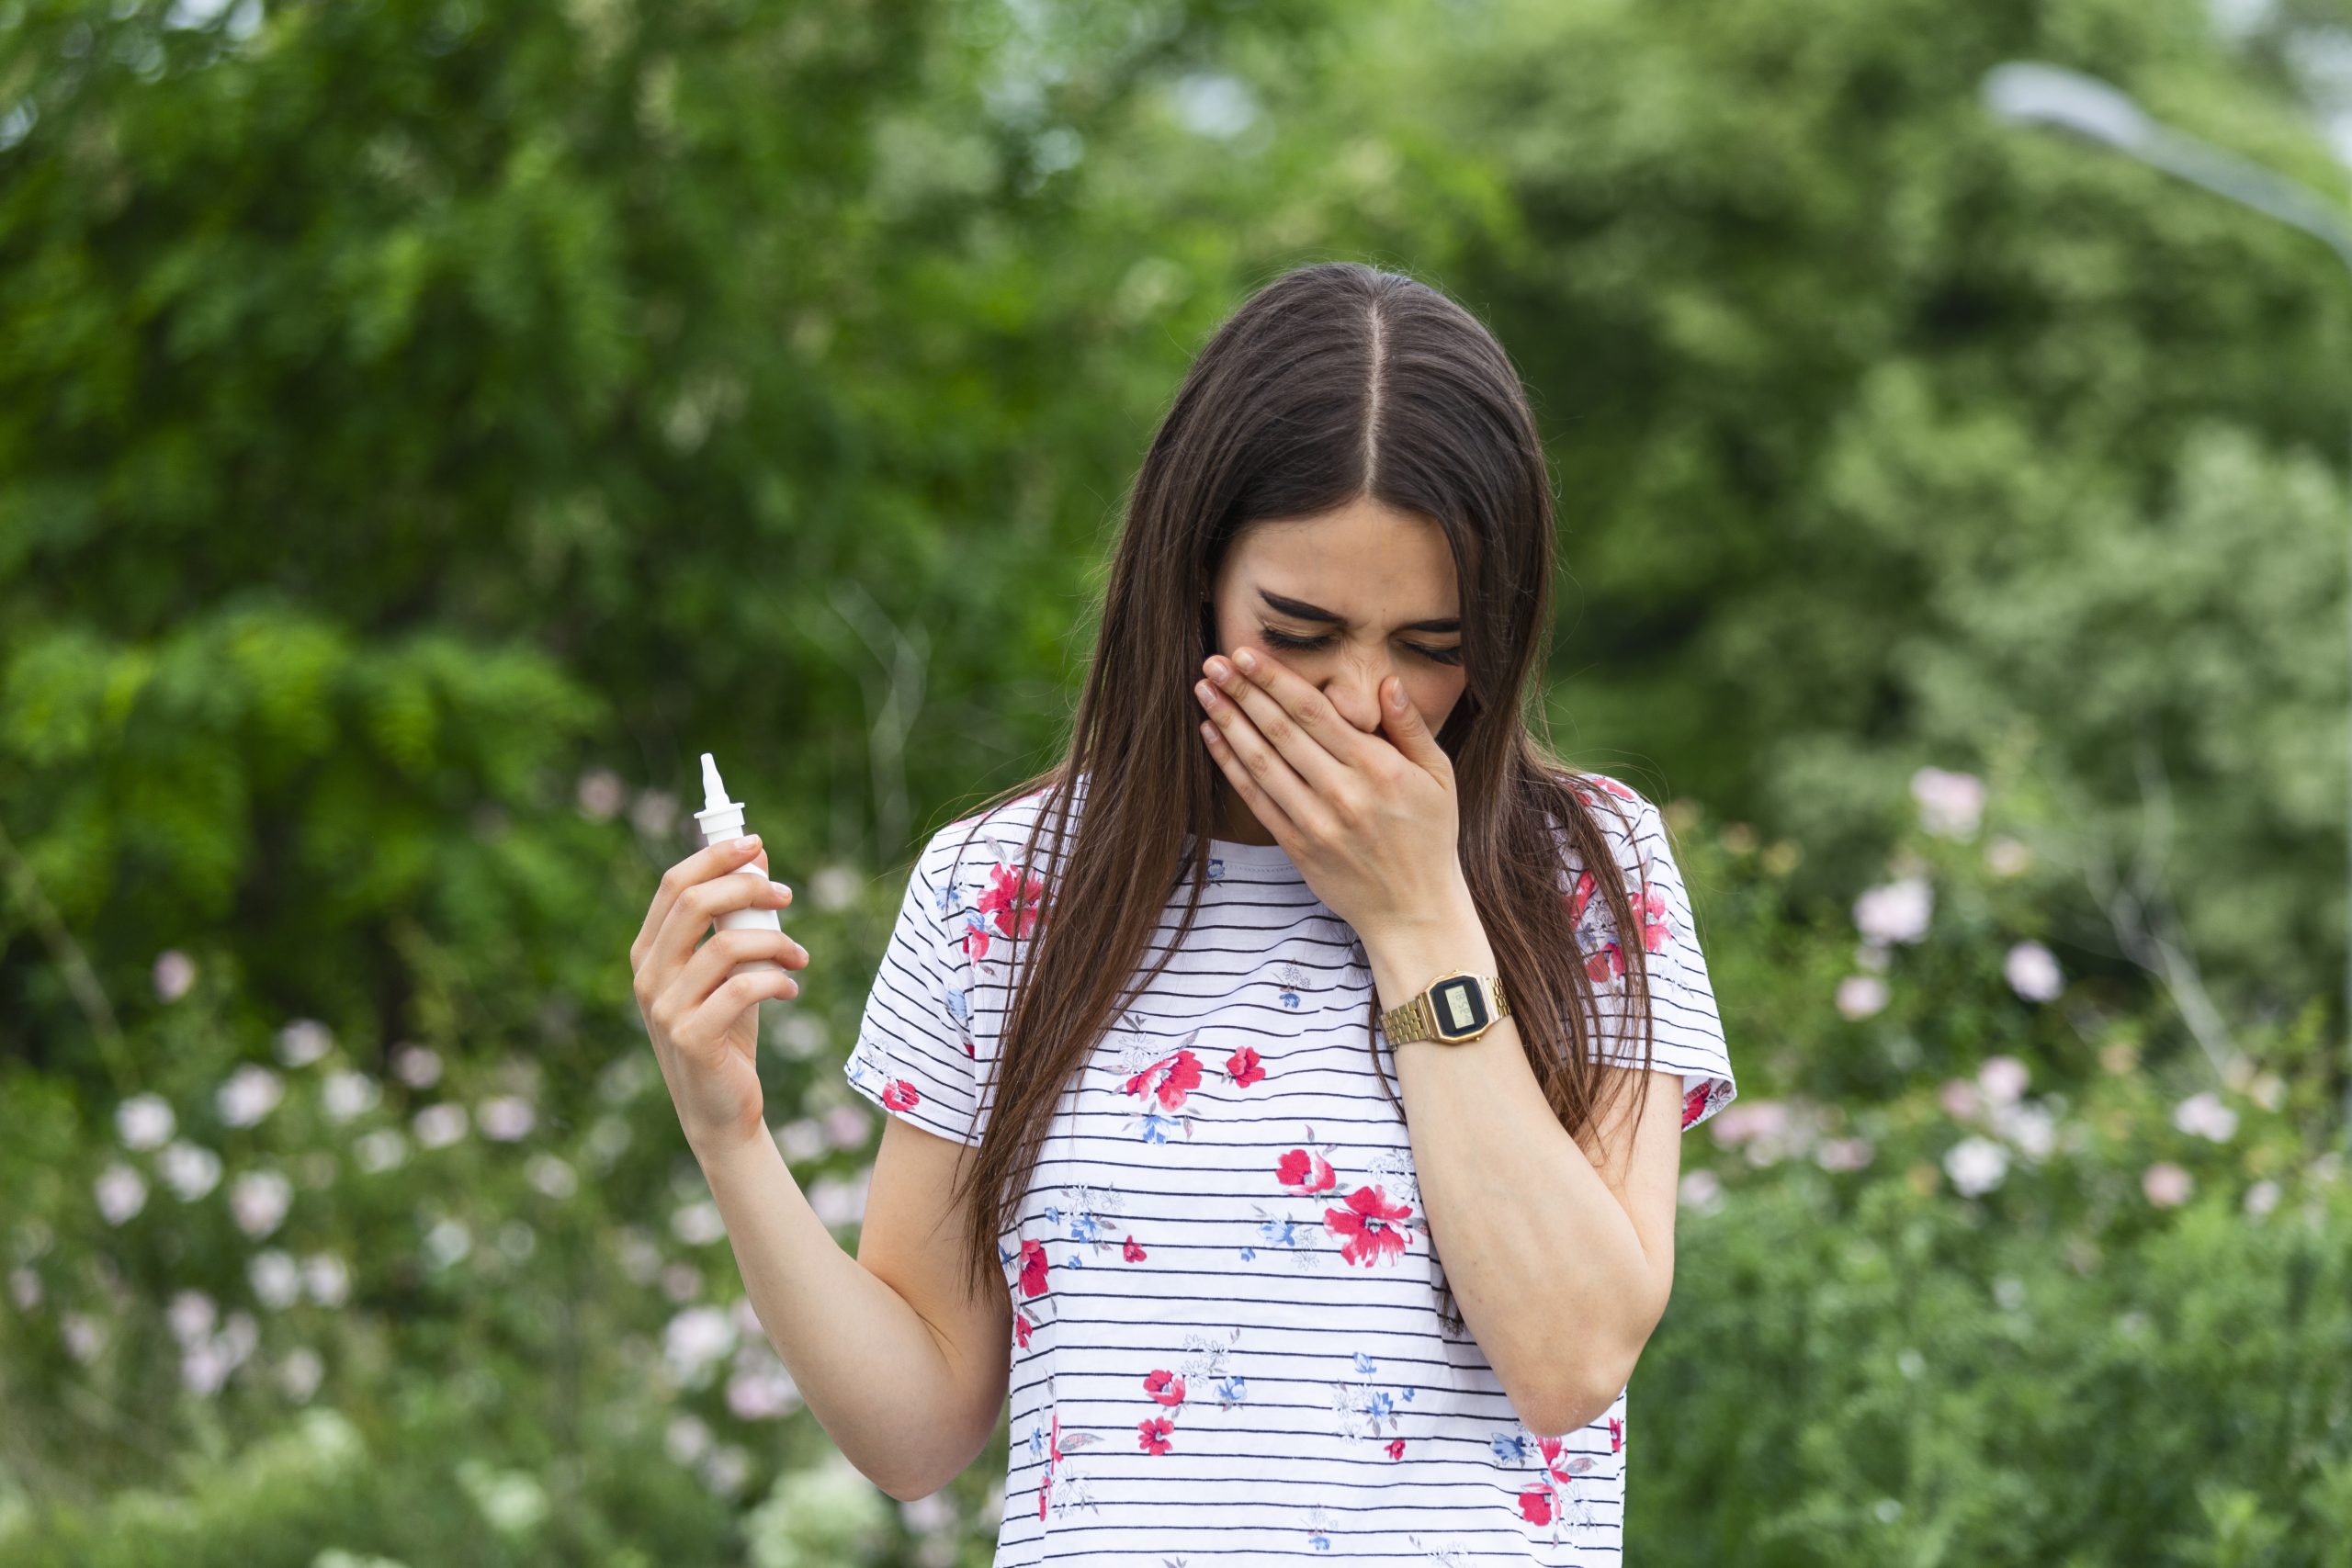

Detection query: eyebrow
(1258, 589), (1461, 635)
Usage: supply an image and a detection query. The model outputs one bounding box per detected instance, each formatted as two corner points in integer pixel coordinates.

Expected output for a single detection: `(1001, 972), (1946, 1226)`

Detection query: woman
(629, 260), (1736, 1562)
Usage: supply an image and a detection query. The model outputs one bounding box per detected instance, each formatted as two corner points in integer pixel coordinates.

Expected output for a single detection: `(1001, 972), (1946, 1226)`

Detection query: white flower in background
(1985, 836), (2032, 877)
(322, 1069), (379, 1122)
(598, 1052), (655, 1103)
(279, 1346), (324, 1402)
(671, 1200), (726, 1247)
(275, 1018), (334, 1068)
(302, 1253), (351, 1307)
(116, 1093), (175, 1150)
(497, 1221), (537, 1263)
(9, 1266), (40, 1312)
(153, 949), (196, 1002)
(901, 1492), (958, 1535)
(2245, 1179), (2281, 1217)
(62, 1313), (105, 1364)
(1943, 1135), (2009, 1197)
(1991, 1101), (2057, 1161)
(662, 1264), (703, 1303)
(158, 1140), (223, 1201)
(810, 863), (861, 912)
(1815, 1136), (1875, 1172)
(666, 1413), (713, 1466)
(1677, 1169), (1723, 1210)
(821, 1103), (873, 1150)
(631, 788), (680, 840)
(2003, 942), (2064, 1003)
(1977, 1055), (2030, 1106)
(477, 1096), (536, 1142)
(423, 1218), (472, 1268)
(1909, 766), (1985, 839)
(663, 1304), (738, 1386)
(249, 1250), (301, 1309)
(354, 1129), (408, 1173)
(2172, 1092), (2239, 1143)
(773, 1012), (828, 1061)
(2143, 1161), (2194, 1207)
(168, 1289), (218, 1347)
(699, 1444), (752, 1498)
(1938, 1078), (1984, 1121)
(217, 1063), (284, 1128)
(458, 1461), (551, 1538)
(1836, 975), (1888, 1021)
(1707, 1100), (1787, 1150)
(775, 1116), (826, 1164)
(807, 1168), (872, 1228)
(2249, 1072), (2287, 1112)
(183, 1315), (254, 1398)
(576, 767), (626, 821)
(230, 1169), (292, 1238)
(96, 1163), (148, 1224)
(728, 1357), (802, 1420)
(616, 1227), (662, 1286)
(584, 1114), (633, 1170)
(1992, 1276), (2027, 1312)
(391, 1043), (442, 1089)
(1853, 875), (1933, 946)
(526, 1153), (577, 1198)
(413, 1102), (469, 1149)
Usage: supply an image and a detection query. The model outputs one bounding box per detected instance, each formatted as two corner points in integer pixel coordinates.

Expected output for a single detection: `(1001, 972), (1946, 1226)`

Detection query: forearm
(1363, 897), (1657, 1430)
(693, 1130), (977, 1498)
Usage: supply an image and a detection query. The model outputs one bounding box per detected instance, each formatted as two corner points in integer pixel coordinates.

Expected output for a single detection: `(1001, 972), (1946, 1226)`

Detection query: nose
(1318, 649), (1395, 733)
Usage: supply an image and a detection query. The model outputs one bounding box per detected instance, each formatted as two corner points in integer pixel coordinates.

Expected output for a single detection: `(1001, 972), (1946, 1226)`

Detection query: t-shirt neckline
(1183, 831), (1301, 872)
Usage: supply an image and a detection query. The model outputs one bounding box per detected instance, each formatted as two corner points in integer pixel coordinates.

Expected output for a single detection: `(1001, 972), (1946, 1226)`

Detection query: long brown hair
(923, 260), (1665, 1301)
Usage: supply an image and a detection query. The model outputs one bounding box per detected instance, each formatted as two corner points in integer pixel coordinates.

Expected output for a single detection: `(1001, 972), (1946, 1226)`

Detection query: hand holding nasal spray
(692, 751), (784, 977)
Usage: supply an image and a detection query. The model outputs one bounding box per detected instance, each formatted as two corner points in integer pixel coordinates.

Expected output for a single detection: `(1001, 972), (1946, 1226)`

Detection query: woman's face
(1204, 495), (1469, 767)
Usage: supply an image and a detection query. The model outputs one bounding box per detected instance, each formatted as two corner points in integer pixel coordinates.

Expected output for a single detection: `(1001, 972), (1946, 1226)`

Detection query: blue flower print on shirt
(1207, 857), (1225, 882)
(1352, 1352), (1377, 1374)
(1215, 1375), (1248, 1409)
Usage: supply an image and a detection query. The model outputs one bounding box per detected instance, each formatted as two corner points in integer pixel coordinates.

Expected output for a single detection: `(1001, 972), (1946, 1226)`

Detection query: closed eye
(1261, 626), (1464, 667)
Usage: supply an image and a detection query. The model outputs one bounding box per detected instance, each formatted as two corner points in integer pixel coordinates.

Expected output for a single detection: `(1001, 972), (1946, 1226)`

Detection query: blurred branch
(0, 811), (130, 1091)
(2066, 724), (2239, 1078)
(825, 580), (930, 860)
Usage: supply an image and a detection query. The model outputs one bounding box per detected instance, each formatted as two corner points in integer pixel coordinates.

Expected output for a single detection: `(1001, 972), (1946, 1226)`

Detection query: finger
(1197, 709), (1308, 850)
(661, 929), (808, 1043)
(643, 862), (795, 989)
(674, 965), (804, 1058)
(1376, 674), (1448, 773)
(633, 834), (769, 966)
(1204, 649), (1359, 797)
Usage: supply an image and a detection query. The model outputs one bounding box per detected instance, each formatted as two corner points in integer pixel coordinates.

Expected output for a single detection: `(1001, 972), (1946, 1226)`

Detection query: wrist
(689, 1118), (775, 1174)
(1360, 887), (1495, 1014)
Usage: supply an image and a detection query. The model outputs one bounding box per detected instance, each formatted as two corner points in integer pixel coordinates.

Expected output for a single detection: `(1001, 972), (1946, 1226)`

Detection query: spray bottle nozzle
(699, 751), (732, 814)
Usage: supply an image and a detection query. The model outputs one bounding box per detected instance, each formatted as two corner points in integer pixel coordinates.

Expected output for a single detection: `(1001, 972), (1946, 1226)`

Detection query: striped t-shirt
(842, 773), (1736, 1564)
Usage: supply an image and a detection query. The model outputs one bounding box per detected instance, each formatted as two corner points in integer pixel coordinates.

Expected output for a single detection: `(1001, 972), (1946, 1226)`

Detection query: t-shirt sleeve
(1564, 780), (1738, 1134)
(841, 822), (989, 1147)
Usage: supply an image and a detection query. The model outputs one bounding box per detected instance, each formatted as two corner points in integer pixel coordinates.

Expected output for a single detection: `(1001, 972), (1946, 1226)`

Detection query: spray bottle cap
(699, 751), (733, 814)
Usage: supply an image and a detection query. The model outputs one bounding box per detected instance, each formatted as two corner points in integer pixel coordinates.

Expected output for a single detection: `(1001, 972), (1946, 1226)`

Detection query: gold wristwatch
(1380, 969), (1510, 1046)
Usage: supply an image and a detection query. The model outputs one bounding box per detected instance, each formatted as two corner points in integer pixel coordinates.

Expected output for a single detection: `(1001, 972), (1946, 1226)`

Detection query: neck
(1209, 781), (1280, 846)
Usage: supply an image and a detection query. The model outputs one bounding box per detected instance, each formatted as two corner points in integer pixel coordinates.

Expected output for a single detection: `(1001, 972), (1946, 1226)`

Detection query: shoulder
(914, 783), (1078, 906)
(1544, 769), (1670, 877)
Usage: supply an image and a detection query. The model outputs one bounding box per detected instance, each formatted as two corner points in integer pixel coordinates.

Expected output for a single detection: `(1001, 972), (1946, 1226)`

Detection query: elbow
(1516, 1377), (1620, 1442)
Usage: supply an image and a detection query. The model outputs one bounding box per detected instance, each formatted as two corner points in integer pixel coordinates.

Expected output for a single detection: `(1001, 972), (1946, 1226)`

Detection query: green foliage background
(5, 0), (2352, 1562)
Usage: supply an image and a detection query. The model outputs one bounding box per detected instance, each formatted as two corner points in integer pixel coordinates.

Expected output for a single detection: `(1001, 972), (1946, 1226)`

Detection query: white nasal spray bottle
(692, 751), (784, 976)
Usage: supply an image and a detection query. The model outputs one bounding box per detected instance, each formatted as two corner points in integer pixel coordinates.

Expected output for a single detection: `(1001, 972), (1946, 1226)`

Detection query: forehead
(1225, 502), (1459, 615)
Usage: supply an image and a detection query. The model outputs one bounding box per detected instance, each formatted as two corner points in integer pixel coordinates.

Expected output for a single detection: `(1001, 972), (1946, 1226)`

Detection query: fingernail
(770, 880), (790, 900)
(734, 834), (761, 850)
(1233, 648), (1256, 672)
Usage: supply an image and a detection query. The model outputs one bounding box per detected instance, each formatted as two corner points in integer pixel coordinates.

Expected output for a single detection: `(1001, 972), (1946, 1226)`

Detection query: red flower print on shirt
(1122, 1235), (1147, 1262)
(1143, 1370), (1186, 1406)
(1385, 1438), (1407, 1460)
(1681, 1082), (1710, 1130)
(1227, 1045), (1266, 1087)
(881, 1078), (920, 1112)
(1014, 1311), (1034, 1349)
(1608, 1416), (1624, 1452)
(1325, 1185), (1414, 1267)
(978, 863), (1047, 940)
(1277, 1148), (1337, 1193)
(1137, 1415), (1175, 1454)
(1017, 1238), (1050, 1298)
(1519, 1487), (1553, 1525)
(1125, 1049), (1204, 1110)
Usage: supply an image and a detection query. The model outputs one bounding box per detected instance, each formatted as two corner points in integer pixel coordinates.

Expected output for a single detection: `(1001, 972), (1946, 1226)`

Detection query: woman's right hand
(629, 833), (810, 1159)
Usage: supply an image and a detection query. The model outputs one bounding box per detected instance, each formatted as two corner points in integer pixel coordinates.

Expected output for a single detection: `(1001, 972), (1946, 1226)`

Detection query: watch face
(1429, 975), (1489, 1040)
